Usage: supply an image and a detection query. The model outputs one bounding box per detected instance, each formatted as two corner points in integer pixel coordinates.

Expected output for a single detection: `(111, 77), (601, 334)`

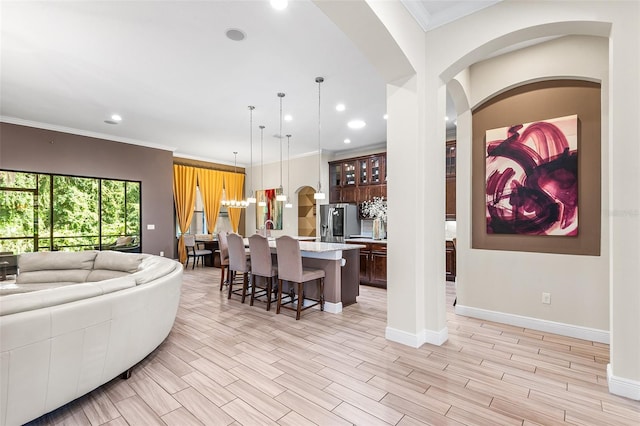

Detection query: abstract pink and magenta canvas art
(485, 114), (578, 236)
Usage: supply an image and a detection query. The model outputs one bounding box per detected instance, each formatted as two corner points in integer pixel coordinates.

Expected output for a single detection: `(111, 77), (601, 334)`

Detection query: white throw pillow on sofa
(94, 251), (143, 273)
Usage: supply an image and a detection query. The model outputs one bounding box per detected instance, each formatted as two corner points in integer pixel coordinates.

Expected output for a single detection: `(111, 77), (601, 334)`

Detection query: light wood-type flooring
(27, 266), (640, 425)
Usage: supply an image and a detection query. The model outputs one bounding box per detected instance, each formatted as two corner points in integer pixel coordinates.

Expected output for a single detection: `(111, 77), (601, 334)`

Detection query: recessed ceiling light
(383, 114), (388, 120)
(284, 114), (292, 121)
(225, 28), (246, 41)
(104, 114), (122, 125)
(344, 138), (351, 144)
(270, 0), (288, 10)
(347, 120), (366, 129)
(336, 103), (346, 112)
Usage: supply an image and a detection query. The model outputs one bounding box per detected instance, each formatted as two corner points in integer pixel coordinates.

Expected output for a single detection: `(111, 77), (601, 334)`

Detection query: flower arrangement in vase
(360, 196), (387, 239)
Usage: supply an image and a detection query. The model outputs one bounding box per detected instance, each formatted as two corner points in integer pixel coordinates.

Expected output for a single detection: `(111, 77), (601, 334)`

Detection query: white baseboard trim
(322, 301), (342, 314)
(385, 326), (448, 348)
(455, 304), (609, 344)
(608, 364), (640, 400)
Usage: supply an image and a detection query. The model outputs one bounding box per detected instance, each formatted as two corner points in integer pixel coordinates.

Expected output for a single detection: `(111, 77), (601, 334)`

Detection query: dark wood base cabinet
(349, 241), (387, 288)
(446, 240), (456, 281)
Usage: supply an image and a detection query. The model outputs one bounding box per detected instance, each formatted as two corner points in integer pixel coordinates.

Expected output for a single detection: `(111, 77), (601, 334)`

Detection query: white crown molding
(455, 304), (609, 344)
(399, 0), (431, 32)
(0, 116), (177, 152)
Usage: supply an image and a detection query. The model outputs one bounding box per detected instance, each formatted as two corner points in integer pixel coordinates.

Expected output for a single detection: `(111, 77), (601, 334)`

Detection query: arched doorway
(297, 186), (316, 237)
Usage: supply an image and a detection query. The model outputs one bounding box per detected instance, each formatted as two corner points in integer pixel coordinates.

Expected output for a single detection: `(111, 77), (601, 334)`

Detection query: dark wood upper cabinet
(329, 152), (387, 204)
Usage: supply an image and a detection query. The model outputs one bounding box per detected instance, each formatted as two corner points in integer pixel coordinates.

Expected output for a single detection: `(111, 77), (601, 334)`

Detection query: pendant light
(258, 125), (267, 207)
(314, 76), (326, 200)
(222, 152), (248, 208)
(276, 92), (287, 202)
(247, 106), (257, 204)
(285, 134), (293, 209)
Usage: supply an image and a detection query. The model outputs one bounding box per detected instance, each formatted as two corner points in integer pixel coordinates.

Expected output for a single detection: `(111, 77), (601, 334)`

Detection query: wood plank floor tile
(220, 398), (279, 426)
(161, 407), (205, 426)
(181, 370), (237, 407)
(272, 352), (326, 376)
(379, 393), (451, 425)
(155, 347), (197, 376)
(489, 396), (566, 424)
(324, 382), (406, 424)
(274, 373), (342, 411)
(225, 379), (290, 421)
(227, 365), (287, 398)
(276, 410), (318, 426)
(319, 367), (389, 401)
(423, 382), (494, 409)
(23, 269), (640, 426)
(141, 361), (190, 394)
(601, 400), (640, 422)
(102, 377), (137, 404)
(313, 356), (376, 382)
(274, 389), (352, 426)
(102, 416), (129, 426)
(445, 404), (522, 426)
(127, 376), (181, 417)
(81, 388), (121, 425)
(172, 387), (235, 426)
(332, 401), (394, 426)
(189, 357), (239, 386)
(112, 395), (165, 426)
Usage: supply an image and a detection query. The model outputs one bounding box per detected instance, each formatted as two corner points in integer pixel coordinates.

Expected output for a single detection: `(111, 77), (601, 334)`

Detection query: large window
(0, 170), (141, 253)
(175, 186), (231, 237)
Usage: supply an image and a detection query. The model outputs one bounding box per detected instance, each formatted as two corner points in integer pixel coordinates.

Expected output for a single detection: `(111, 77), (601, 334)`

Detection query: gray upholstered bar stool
(275, 236), (325, 320)
(248, 234), (279, 311)
(226, 233), (251, 303)
(217, 231), (230, 290)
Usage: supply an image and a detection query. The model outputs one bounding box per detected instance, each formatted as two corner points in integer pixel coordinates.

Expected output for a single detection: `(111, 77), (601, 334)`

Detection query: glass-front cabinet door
(358, 159), (368, 185)
(370, 156), (382, 184)
(329, 162), (342, 188)
(343, 161), (357, 186)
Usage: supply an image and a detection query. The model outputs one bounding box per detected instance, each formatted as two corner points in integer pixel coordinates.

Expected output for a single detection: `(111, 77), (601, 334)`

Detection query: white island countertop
(244, 238), (365, 260)
(345, 237), (387, 244)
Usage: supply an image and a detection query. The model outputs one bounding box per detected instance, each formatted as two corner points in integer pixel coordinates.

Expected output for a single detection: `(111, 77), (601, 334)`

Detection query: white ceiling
(1, 0), (499, 167)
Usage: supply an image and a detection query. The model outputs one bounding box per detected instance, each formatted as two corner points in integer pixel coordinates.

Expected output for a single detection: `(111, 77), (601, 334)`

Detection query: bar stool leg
(319, 278), (324, 311)
(219, 265), (226, 291)
(241, 273), (248, 304)
(276, 279), (283, 314)
(296, 282), (304, 320)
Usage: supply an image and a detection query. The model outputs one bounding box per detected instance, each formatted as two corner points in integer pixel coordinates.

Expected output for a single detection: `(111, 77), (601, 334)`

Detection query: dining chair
(217, 231), (230, 290)
(275, 236), (325, 320)
(183, 234), (212, 269)
(226, 233), (251, 303)
(248, 234), (278, 311)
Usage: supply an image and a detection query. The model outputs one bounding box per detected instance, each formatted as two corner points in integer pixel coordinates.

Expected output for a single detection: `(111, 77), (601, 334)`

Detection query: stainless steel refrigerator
(320, 203), (360, 243)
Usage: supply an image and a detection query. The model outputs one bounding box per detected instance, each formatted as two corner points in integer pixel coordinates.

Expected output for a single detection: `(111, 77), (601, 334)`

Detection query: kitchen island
(245, 238), (365, 313)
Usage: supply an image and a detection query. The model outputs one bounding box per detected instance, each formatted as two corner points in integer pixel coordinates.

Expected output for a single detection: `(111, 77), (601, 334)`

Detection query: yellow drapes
(172, 164), (197, 263)
(196, 168), (224, 234)
(223, 172), (245, 233)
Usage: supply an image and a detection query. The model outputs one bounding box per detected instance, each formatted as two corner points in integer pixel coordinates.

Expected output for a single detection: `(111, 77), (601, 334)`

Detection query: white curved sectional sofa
(0, 250), (183, 426)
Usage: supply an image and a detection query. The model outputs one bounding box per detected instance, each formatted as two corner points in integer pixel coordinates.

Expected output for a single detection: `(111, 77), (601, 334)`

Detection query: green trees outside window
(0, 170), (140, 254)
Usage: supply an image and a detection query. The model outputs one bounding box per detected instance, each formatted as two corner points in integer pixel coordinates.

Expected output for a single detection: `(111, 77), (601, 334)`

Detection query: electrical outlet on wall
(542, 292), (551, 304)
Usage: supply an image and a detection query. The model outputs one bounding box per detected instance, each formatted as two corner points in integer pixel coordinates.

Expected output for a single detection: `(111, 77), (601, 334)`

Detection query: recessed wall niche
(472, 80), (601, 255)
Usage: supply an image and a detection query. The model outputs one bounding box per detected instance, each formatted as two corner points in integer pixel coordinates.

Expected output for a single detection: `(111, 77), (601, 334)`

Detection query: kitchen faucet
(261, 219), (275, 237)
